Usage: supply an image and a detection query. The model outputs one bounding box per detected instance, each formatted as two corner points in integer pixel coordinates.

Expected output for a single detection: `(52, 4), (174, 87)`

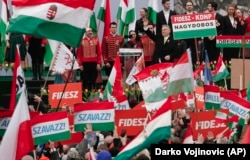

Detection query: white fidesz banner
(74, 102), (115, 131)
(171, 12), (217, 39)
(30, 112), (70, 145)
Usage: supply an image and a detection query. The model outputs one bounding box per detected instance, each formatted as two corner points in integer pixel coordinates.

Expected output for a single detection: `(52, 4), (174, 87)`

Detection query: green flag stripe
(33, 131), (70, 145)
(125, 9), (135, 24)
(115, 126), (171, 160)
(0, 129), (5, 137)
(75, 122), (114, 132)
(173, 29), (216, 40)
(8, 15), (85, 47)
(97, 7), (105, 21)
(205, 102), (220, 110)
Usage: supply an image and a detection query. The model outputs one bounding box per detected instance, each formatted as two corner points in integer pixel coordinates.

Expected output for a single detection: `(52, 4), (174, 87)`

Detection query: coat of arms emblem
(46, 5), (57, 20)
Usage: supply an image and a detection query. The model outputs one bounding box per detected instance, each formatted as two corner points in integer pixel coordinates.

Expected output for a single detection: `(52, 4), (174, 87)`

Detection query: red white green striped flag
(97, 0), (111, 52)
(103, 55), (124, 101)
(116, 0), (135, 36)
(89, 12), (97, 36)
(204, 85), (220, 110)
(114, 99), (172, 160)
(30, 111), (70, 145)
(134, 63), (173, 111)
(221, 91), (250, 125)
(74, 102), (115, 131)
(7, 0), (96, 47)
(0, 91), (33, 160)
(182, 123), (194, 144)
(9, 45), (26, 110)
(0, 0), (7, 63)
(0, 110), (13, 137)
(166, 50), (194, 97)
(147, 0), (159, 24)
(213, 54), (229, 82)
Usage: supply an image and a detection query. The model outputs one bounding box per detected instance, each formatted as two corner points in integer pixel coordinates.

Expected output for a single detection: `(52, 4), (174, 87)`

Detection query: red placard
(195, 86), (204, 110)
(115, 108), (149, 136)
(190, 109), (229, 140)
(48, 83), (82, 108)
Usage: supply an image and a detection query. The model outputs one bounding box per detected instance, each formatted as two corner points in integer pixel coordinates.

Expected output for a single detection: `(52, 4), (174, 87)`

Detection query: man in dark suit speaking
(145, 25), (181, 65)
(156, 0), (177, 37)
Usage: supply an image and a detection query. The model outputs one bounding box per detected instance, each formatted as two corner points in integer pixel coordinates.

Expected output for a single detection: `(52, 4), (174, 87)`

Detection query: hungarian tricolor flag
(115, 99), (172, 160)
(0, 0), (8, 63)
(147, 0), (159, 24)
(74, 102), (115, 131)
(204, 85), (220, 110)
(29, 111), (70, 145)
(103, 55), (124, 101)
(166, 50), (194, 97)
(134, 63), (173, 111)
(97, 0), (111, 51)
(0, 110), (13, 137)
(0, 91), (33, 160)
(213, 54), (229, 82)
(7, 0), (96, 47)
(182, 123), (194, 144)
(221, 91), (250, 125)
(116, 0), (135, 36)
(9, 45), (26, 110)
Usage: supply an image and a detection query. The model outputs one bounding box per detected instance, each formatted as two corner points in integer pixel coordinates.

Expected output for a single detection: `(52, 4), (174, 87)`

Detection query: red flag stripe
(12, 0), (96, 9)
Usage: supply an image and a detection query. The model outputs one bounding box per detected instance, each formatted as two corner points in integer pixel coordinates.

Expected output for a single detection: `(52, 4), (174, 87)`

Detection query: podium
(119, 48), (142, 86)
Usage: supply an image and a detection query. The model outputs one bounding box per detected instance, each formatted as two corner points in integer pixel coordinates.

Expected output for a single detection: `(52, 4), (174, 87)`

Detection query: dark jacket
(145, 29), (179, 64)
(156, 10), (177, 37)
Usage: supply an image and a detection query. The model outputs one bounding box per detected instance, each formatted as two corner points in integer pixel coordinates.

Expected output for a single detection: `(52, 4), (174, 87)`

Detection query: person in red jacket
(103, 22), (124, 76)
(77, 27), (102, 90)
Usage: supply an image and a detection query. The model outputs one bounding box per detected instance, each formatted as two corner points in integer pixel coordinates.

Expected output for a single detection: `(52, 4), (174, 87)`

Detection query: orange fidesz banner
(115, 108), (149, 136)
(190, 109), (229, 140)
(48, 83), (82, 108)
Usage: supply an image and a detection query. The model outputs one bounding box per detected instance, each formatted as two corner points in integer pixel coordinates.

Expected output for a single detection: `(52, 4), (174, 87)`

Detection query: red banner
(48, 82), (82, 108)
(190, 109), (229, 140)
(115, 108), (149, 136)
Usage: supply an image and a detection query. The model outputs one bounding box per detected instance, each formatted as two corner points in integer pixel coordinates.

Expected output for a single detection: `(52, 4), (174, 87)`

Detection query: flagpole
(33, 150), (37, 160)
(194, 38), (200, 64)
(97, 20), (101, 36)
(242, 36), (246, 89)
(224, 78), (228, 90)
(193, 91), (201, 137)
(122, 24), (127, 37)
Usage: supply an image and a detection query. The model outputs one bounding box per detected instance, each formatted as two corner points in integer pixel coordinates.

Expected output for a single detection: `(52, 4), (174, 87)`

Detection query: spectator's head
(110, 22), (117, 34)
(207, 2), (218, 12)
(97, 144), (108, 152)
(136, 154), (150, 160)
(128, 30), (137, 40)
(109, 147), (120, 157)
(161, 25), (171, 37)
(162, 0), (170, 11)
(227, 3), (236, 16)
(67, 148), (80, 160)
(85, 28), (93, 38)
(140, 8), (148, 18)
(96, 150), (112, 160)
(185, 1), (194, 13)
(21, 155), (34, 160)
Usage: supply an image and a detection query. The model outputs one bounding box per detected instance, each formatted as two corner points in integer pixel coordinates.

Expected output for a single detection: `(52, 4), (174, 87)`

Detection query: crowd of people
(2, 0), (250, 160)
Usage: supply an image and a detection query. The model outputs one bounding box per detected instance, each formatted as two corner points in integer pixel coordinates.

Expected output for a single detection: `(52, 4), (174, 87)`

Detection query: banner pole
(242, 36), (246, 89)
